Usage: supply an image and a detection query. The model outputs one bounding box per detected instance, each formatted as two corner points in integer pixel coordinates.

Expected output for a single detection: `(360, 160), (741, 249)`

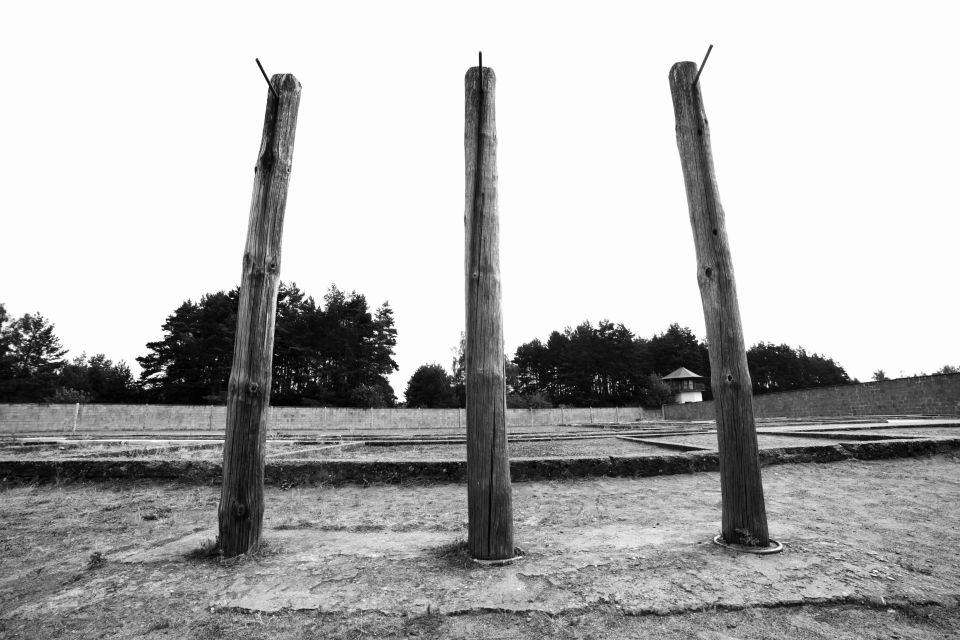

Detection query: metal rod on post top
(255, 58), (280, 99)
(692, 44), (713, 86)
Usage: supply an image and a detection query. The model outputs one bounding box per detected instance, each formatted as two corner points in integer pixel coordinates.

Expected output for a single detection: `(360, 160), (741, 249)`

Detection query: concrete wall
(663, 373), (960, 421)
(674, 391), (703, 404)
(0, 404), (655, 435)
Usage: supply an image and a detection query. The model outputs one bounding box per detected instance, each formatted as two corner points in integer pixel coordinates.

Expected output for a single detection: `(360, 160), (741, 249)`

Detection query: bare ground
(1, 453), (959, 639)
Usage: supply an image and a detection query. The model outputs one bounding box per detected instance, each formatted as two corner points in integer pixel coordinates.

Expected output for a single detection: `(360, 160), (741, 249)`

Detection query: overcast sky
(3, 1), (958, 399)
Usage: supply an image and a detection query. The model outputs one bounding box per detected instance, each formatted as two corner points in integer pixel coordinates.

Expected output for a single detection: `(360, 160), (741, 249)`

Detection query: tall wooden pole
(219, 73), (302, 557)
(669, 61), (770, 547)
(464, 60), (514, 560)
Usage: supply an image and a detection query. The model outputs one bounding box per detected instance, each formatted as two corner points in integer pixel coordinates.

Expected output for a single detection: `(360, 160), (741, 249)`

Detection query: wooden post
(218, 73), (302, 557)
(464, 62), (515, 560)
(669, 61), (770, 547)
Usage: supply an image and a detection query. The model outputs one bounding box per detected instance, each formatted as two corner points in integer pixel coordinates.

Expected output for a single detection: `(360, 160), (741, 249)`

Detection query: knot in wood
(232, 500), (248, 518)
(247, 382), (260, 396)
(267, 260), (278, 273)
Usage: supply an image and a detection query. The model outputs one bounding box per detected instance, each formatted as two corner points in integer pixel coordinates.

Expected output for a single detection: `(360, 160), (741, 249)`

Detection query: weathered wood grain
(669, 61), (770, 547)
(219, 73), (302, 557)
(464, 65), (515, 560)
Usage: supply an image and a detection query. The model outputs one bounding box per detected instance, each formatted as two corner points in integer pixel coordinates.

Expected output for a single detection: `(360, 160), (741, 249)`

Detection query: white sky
(2, 1), (958, 399)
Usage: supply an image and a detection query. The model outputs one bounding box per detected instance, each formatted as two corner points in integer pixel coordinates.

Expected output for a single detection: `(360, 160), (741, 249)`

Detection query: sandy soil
(1, 453), (959, 638)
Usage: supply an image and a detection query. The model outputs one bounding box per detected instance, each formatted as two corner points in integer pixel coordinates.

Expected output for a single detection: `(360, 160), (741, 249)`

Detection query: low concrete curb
(2, 438), (958, 486)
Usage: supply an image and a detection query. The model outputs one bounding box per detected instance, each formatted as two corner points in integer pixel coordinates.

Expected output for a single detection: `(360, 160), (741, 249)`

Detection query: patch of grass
(402, 606), (445, 636)
(734, 527), (761, 547)
(433, 538), (473, 569)
(218, 539), (282, 567)
(273, 522), (388, 533)
(184, 533), (280, 565)
(141, 506), (172, 521)
(147, 619), (172, 631)
(272, 519), (316, 531)
(86, 551), (106, 570)
(190, 618), (225, 640)
(185, 537), (221, 561)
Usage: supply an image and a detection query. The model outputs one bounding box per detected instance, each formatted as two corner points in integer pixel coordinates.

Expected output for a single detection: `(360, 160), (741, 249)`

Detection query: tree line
(0, 305), (139, 404)
(5, 294), (957, 407)
(0, 283), (398, 406)
(403, 322), (857, 408)
(136, 283), (397, 407)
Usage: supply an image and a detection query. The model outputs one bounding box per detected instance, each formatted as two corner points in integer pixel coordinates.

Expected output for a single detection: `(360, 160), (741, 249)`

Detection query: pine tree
(0, 311), (68, 401)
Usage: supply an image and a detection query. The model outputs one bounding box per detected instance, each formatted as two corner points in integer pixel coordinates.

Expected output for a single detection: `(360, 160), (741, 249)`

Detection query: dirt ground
(2, 454), (959, 639)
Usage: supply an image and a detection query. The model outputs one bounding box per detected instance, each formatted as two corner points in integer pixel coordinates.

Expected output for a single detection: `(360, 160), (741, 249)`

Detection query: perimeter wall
(0, 404), (657, 435)
(7, 373), (957, 433)
(663, 373), (960, 421)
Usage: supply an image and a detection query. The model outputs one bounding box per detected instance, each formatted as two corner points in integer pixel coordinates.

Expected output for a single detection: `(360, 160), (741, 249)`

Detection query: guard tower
(662, 367), (705, 404)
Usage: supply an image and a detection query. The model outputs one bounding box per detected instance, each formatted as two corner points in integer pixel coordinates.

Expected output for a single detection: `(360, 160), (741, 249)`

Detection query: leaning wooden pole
(464, 60), (515, 560)
(219, 73), (302, 557)
(669, 61), (770, 547)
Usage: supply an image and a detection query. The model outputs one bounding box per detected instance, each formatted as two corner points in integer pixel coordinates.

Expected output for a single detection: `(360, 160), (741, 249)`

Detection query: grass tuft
(433, 538), (473, 569)
(272, 519), (316, 531)
(186, 537), (221, 561)
(141, 506), (172, 521)
(86, 551), (106, 570)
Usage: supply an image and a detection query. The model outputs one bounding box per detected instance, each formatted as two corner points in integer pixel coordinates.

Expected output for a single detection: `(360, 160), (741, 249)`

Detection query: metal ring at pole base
(712, 534), (784, 555)
(472, 555), (524, 567)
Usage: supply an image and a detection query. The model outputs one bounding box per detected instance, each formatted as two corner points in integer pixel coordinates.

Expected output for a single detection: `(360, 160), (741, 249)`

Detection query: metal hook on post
(692, 44), (713, 86)
(256, 58), (280, 99)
